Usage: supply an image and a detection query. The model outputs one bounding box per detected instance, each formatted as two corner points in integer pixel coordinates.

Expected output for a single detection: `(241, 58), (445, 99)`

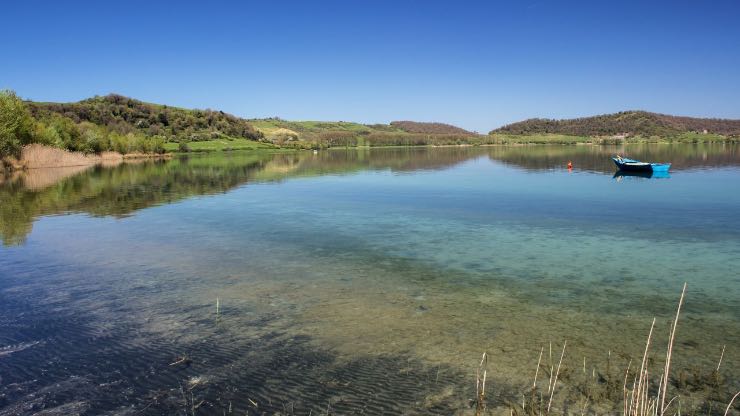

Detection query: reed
(725, 391), (740, 416)
(475, 352), (488, 416)
(658, 282), (686, 415)
(498, 283), (738, 416)
(17, 144), (103, 169)
(716, 345), (726, 372)
(547, 341), (566, 414)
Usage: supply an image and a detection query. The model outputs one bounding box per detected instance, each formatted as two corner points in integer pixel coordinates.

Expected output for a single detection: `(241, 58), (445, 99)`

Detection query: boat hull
(612, 158), (652, 172)
(612, 158), (671, 173)
(650, 163), (671, 172)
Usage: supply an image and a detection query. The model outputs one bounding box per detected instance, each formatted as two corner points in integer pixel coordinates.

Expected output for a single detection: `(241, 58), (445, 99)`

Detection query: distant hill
(7, 90), (735, 161)
(491, 111), (740, 137)
(390, 120), (475, 135)
(27, 94), (263, 142)
(247, 118), (479, 148)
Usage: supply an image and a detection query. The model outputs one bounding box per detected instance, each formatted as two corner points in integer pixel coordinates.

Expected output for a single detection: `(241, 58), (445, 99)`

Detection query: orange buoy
(567, 161), (573, 169)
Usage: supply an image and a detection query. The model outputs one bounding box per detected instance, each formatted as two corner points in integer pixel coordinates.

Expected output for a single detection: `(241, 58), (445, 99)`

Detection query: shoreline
(166, 137), (738, 154)
(2, 144), (171, 171)
(5, 140), (736, 171)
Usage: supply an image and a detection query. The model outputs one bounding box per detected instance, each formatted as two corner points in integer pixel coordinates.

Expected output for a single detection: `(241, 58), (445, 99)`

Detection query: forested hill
(491, 111), (740, 137)
(390, 120), (475, 135)
(27, 94), (264, 142)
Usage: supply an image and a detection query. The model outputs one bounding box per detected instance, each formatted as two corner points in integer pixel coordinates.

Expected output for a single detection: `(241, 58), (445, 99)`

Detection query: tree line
(1, 91), (269, 160)
(491, 111), (740, 137)
(1, 91), (168, 159)
(28, 94), (263, 143)
(390, 120), (475, 135)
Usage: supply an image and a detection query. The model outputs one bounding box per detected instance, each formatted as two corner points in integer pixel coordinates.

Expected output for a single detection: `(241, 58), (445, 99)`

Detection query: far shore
(4, 138), (737, 173)
(166, 137), (738, 155)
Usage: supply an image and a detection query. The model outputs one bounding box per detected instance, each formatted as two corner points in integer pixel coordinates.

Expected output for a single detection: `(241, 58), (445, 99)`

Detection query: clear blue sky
(2, 0), (739, 132)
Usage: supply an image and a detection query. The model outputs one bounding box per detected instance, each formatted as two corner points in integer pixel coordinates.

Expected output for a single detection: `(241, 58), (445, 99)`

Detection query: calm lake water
(1, 144), (738, 415)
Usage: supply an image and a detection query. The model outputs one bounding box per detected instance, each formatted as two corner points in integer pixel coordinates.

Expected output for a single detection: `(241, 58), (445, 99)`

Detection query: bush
(32, 122), (61, 147)
(45, 115), (83, 151)
(178, 141), (191, 152)
(110, 132), (132, 154)
(78, 122), (109, 153)
(0, 90), (35, 158)
(150, 136), (166, 154)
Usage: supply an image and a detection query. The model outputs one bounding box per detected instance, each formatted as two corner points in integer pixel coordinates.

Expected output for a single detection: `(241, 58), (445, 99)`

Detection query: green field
(249, 119), (392, 136)
(163, 138), (277, 152)
(163, 132), (737, 154)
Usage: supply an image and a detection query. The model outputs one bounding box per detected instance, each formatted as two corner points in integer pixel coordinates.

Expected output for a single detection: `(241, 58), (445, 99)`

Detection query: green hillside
(1, 90), (271, 160)
(28, 94), (264, 143)
(4, 90), (737, 163)
(248, 118), (479, 148)
(491, 111), (740, 138)
(390, 120), (475, 135)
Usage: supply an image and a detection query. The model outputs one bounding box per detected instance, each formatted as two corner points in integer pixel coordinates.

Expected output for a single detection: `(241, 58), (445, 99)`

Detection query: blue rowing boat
(612, 156), (671, 173)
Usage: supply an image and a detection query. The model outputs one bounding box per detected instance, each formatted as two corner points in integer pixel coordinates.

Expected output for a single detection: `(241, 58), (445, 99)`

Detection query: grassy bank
(163, 138), (276, 152)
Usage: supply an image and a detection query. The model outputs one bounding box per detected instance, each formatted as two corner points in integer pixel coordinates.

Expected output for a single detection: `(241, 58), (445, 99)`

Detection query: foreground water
(0, 144), (738, 415)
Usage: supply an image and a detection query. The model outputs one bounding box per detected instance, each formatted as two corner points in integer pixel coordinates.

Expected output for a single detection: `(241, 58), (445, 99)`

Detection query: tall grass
(478, 283), (739, 416)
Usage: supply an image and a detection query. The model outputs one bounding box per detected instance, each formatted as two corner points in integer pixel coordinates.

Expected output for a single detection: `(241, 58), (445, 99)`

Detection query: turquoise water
(0, 145), (738, 414)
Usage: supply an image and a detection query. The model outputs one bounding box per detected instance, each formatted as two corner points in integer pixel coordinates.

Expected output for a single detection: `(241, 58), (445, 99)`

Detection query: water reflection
(613, 171), (672, 180)
(1, 143), (738, 246)
(484, 142), (739, 172)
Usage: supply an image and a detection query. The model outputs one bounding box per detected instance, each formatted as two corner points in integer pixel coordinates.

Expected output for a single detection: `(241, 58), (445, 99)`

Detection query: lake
(1, 144), (738, 415)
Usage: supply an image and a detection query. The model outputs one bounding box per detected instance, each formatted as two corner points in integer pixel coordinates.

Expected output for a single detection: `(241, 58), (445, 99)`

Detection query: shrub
(178, 141), (191, 153)
(45, 115), (83, 151)
(110, 132), (132, 154)
(0, 90), (35, 158)
(33, 122), (61, 147)
(78, 122), (109, 153)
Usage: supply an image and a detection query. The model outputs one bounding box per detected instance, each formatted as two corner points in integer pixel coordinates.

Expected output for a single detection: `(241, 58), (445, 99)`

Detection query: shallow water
(0, 144), (738, 415)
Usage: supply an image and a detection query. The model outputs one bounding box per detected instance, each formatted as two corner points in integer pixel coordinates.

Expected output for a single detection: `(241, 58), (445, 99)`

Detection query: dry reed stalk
(630, 317), (655, 416)
(623, 359), (633, 416)
(716, 345), (726, 372)
(623, 284), (693, 416)
(19, 144), (101, 169)
(533, 346), (544, 389)
(482, 284), (734, 416)
(546, 341), (566, 414)
(548, 342), (553, 394)
(725, 391), (740, 416)
(580, 397), (589, 416)
(527, 347), (544, 416)
(476, 352), (488, 416)
(583, 357), (586, 374)
(659, 282), (686, 415)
